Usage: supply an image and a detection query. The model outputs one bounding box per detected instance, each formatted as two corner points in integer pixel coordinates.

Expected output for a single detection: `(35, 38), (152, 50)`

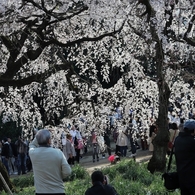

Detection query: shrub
(11, 173), (34, 188)
(64, 164), (89, 181)
(103, 159), (154, 184)
(6, 159), (180, 195)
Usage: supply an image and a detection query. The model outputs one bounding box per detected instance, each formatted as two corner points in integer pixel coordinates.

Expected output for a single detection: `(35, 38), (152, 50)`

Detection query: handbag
(162, 143), (180, 191)
(77, 139), (84, 149)
(162, 172), (179, 191)
(168, 131), (176, 150)
(168, 141), (173, 149)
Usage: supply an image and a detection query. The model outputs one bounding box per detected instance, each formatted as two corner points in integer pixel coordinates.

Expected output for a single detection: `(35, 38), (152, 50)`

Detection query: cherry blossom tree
(130, 0), (195, 173)
(0, 0), (129, 191)
(0, 0), (195, 190)
(0, 0), (128, 130)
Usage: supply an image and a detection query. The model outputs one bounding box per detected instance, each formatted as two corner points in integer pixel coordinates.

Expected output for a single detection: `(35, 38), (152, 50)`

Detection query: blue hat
(184, 119), (195, 132)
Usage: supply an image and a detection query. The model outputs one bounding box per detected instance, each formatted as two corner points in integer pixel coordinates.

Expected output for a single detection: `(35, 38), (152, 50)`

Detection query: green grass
(4, 159), (180, 195)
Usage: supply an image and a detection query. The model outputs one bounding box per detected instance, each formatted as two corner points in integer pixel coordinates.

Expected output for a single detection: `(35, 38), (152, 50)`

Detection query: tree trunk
(0, 161), (15, 193)
(144, 3), (172, 173)
(147, 81), (171, 173)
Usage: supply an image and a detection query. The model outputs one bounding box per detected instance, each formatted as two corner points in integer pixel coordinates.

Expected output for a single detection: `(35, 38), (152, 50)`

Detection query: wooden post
(0, 173), (13, 195)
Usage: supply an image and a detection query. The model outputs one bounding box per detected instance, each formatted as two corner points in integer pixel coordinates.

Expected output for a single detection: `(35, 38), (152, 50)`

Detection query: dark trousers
(68, 157), (75, 165)
(120, 146), (127, 157)
(106, 144), (111, 156)
(17, 153), (26, 175)
(115, 145), (120, 154)
(92, 144), (99, 161)
(2, 157), (9, 174)
(141, 136), (148, 150)
(130, 138), (136, 154)
(75, 148), (80, 163)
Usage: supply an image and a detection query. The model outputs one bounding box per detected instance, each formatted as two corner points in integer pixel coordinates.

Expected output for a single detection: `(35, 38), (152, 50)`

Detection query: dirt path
(10, 142), (152, 178)
(80, 149), (152, 173)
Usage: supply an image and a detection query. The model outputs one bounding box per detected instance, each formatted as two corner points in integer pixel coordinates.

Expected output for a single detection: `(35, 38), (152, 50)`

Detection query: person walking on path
(29, 129), (71, 195)
(1, 137), (10, 175)
(126, 119), (137, 158)
(91, 131), (100, 162)
(70, 125), (82, 163)
(65, 133), (76, 165)
(116, 129), (128, 157)
(103, 129), (111, 156)
(148, 122), (157, 153)
(7, 137), (18, 175)
(15, 136), (27, 175)
(167, 122), (179, 155)
(61, 131), (67, 160)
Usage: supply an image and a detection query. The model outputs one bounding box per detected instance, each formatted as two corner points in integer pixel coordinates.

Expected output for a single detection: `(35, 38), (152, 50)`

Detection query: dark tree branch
(137, 0), (153, 22)
(127, 20), (151, 45)
(0, 20), (125, 86)
(0, 62), (71, 87)
(0, 0), (126, 90)
(183, 14), (195, 46)
(23, 0), (88, 25)
(48, 5), (88, 26)
(163, 1), (177, 39)
(2, 47), (45, 80)
(46, 20), (126, 47)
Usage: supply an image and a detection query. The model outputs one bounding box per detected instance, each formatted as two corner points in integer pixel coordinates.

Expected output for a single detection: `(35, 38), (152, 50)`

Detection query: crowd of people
(1, 106), (195, 194)
(1, 106), (195, 176)
(0, 136), (30, 176)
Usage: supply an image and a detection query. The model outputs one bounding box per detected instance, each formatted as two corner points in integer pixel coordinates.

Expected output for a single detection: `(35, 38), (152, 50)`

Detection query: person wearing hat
(175, 119), (195, 195)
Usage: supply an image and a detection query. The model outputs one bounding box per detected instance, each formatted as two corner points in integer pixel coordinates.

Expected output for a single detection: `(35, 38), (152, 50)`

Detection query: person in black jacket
(103, 128), (111, 156)
(1, 137), (10, 174)
(7, 137), (17, 174)
(175, 119), (195, 195)
(85, 170), (118, 195)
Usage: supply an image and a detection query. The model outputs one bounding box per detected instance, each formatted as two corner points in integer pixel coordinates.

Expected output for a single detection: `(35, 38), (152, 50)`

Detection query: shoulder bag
(162, 143), (180, 191)
(168, 130), (176, 150)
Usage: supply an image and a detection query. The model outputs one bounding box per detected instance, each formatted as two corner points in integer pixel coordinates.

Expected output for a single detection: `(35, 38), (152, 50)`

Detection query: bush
(7, 159), (180, 195)
(11, 173), (34, 188)
(103, 159), (154, 184)
(64, 164), (89, 181)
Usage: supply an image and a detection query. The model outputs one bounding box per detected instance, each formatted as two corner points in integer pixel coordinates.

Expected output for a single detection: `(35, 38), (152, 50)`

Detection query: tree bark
(147, 81), (171, 173)
(146, 3), (171, 173)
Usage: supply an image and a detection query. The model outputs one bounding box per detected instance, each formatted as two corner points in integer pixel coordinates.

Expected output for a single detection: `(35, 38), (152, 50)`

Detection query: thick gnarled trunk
(148, 80), (171, 173)
(146, 3), (171, 172)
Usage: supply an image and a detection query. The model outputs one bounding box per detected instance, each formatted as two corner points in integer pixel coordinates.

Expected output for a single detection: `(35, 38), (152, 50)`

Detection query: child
(108, 153), (120, 164)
